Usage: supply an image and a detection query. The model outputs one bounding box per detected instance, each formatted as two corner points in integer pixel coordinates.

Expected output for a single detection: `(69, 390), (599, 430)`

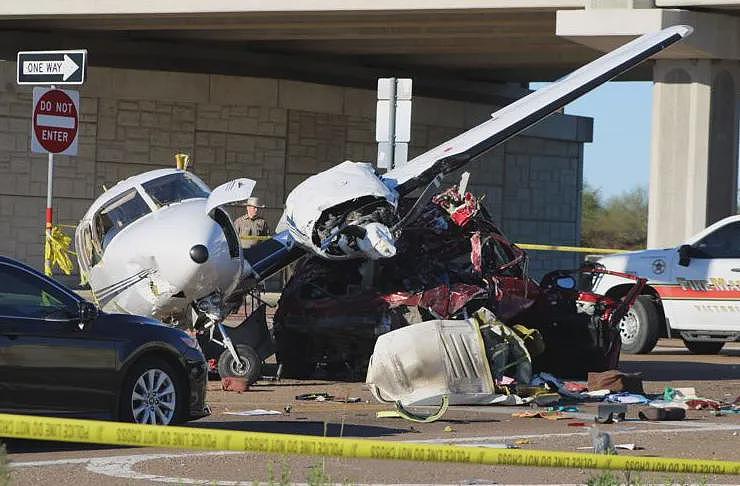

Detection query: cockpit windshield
(95, 189), (151, 250)
(142, 172), (210, 208)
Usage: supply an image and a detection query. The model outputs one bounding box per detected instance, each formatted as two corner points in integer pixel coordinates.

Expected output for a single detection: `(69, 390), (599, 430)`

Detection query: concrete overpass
(0, 0), (738, 251)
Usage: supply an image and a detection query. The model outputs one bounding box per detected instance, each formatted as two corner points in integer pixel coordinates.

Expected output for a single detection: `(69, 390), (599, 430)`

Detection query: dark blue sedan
(0, 256), (208, 425)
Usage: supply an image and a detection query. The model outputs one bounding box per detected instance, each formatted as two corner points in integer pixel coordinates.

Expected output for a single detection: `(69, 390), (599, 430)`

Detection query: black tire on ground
(217, 344), (262, 384)
(682, 339), (725, 355)
(619, 295), (660, 354)
(120, 357), (186, 425)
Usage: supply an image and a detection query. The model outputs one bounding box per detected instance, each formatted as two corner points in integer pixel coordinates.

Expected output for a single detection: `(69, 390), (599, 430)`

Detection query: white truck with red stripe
(592, 215), (740, 354)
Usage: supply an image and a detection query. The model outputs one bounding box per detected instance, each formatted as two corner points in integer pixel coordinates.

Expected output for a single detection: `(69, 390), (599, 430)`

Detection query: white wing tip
(671, 25), (693, 38)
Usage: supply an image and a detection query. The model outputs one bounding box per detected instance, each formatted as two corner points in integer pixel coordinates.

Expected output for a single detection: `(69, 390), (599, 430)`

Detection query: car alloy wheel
(130, 368), (177, 425)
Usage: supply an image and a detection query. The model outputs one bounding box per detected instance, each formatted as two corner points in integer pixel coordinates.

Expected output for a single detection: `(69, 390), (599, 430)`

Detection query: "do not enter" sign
(31, 87), (79, 155)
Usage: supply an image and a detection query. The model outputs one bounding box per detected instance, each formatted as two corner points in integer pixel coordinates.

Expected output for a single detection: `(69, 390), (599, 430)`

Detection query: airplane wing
(381, 25), (692, 196)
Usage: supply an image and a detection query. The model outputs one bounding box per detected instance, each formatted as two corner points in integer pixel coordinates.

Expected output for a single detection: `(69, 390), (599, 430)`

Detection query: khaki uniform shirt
(234, 215), (271, 248)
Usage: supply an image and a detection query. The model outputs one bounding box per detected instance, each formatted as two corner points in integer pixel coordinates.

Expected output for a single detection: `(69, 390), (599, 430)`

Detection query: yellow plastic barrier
(0, 414), (738, 475)
(516, 243), (630, 254)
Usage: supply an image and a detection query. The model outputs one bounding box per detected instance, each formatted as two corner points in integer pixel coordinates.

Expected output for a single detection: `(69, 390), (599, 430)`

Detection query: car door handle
(4, 335), (18, 340)
(732, 268), (740, 272)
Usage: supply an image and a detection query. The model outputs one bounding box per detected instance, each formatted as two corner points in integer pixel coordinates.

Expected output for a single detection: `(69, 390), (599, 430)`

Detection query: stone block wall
(0, 62), (591, 285)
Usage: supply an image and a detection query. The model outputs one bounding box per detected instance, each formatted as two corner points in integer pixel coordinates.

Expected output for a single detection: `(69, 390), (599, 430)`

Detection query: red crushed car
(273, 185), (645, 379)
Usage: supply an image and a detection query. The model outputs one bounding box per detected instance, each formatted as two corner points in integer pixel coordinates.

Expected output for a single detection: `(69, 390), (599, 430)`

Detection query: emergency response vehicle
(593, 215), (740, 354)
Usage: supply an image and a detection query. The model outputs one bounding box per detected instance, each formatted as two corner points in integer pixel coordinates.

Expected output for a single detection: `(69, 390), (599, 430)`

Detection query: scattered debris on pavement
(224, 409), (283, 417)
(512, 411), (572, 420)
(638, 407), (686, 421)
(595, 403), (627, 423)
(295, 392), (333, 401)
(221, 377), (249, 393)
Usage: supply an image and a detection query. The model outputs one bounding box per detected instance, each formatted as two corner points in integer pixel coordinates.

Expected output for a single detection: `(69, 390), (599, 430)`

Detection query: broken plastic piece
(224, 409), (282, 417)
(590, 427), (617, 455)
(512, 411), (571, 420)
(604, 392), (649, 405)
(295, 392), (334, 401)
(376, 395), (449, 423)
(596, 403), (627, 424)
(638, 407), (686, 421)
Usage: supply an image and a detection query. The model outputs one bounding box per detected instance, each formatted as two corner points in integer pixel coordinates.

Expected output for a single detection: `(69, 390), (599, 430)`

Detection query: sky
(531, 81), (654, 199)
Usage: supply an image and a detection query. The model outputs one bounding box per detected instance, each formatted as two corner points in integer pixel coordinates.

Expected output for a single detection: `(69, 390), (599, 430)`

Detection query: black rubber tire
(120, 357), (186, 425)
(682, 339), (725, 355)
(217, 344), (262, 384)
(619, 295), (660, 354)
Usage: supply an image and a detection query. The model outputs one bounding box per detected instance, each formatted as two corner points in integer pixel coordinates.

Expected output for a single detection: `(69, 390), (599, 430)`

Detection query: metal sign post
(46, 129), (54, 276)
(376, 78), (412, 170)
(18, 49), (86, 274)
(29, 85), (81, 275)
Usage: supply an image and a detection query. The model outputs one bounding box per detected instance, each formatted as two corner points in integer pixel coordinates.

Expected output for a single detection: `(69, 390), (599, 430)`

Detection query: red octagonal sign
(31, 87), (79, 155)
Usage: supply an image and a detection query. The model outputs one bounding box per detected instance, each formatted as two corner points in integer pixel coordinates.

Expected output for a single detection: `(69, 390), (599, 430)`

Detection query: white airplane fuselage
(76, 169), (251, 325)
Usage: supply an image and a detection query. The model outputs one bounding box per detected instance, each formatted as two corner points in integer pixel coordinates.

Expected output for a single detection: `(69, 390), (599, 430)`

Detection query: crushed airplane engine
(273, 185), (647, 379)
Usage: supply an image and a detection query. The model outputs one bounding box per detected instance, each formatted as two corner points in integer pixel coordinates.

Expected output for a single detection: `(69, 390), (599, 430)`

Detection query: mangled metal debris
(274, 181), (647, 388)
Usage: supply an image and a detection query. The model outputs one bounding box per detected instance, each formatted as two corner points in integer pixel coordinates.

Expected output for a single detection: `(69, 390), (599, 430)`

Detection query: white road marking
(9, 451), (577, 485)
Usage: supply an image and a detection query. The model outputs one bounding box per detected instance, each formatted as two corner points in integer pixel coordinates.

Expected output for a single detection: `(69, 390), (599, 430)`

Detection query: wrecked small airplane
(274, 183), (647, 381)
(74, 26), (690, 382)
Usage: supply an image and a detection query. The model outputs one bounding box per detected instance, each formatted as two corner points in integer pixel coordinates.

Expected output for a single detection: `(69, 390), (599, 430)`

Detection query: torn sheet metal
(276, 161), (399, 260)
(366, 312), (534, 407)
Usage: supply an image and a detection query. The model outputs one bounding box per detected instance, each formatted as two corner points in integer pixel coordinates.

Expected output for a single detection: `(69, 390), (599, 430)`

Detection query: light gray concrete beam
(0, 1), (586, 17)
(557, 8), (740, 59)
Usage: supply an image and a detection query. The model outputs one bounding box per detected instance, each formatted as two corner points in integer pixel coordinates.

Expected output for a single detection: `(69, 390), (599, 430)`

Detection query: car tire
(682, 339), (725, 355)
(619, 295), (660, 354)
(217, 344), (261, 384)
(120, 358), (186, 426)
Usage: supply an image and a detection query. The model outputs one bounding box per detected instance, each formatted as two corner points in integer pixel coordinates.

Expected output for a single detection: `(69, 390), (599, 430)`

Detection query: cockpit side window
(142, 172), (210, 208)
(93, 189), (151, 250)
(75, 224), (96, 271)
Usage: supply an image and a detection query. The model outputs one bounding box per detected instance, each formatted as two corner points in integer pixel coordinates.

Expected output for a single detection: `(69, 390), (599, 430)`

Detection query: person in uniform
(234, 197), (271, 248)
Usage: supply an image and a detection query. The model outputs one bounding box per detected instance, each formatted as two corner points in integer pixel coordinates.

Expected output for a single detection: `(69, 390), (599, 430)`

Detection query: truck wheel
(682, 339), (725, 355)
(619, 295), (660, 354)
(217, 344), (262, 384)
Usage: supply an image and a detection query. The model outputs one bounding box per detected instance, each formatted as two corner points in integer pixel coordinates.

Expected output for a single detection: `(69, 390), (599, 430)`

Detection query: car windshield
(142, 172), (210, 207)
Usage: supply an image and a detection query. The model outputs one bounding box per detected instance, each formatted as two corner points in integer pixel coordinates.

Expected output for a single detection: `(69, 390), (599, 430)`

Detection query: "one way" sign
(17, 50), (87, 85)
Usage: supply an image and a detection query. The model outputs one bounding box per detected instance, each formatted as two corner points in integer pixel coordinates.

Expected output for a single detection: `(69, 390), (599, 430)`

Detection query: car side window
(0, 264), (75, 319)
(693, 222), (740, 259)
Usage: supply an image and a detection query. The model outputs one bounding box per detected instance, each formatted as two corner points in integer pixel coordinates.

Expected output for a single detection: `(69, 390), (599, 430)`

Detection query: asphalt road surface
(5, 339), (739, 485)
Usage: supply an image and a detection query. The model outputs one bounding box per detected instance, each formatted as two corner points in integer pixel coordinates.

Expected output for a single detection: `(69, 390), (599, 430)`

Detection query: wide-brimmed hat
(245, 196), (265, 208)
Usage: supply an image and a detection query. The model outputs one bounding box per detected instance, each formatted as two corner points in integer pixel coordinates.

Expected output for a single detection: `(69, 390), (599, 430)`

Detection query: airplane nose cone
(189, 244), (209, 264)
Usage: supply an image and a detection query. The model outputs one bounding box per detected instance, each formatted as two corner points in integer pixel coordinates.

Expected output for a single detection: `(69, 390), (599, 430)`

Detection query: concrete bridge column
(647, 60), (739, 247)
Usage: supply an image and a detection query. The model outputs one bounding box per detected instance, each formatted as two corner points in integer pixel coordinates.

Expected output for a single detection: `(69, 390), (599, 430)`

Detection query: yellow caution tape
(516, 243), (630, 254)
(240, 235), (271, 241)
(44, 225), (75, 276)
(0, 413), (738, 475)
